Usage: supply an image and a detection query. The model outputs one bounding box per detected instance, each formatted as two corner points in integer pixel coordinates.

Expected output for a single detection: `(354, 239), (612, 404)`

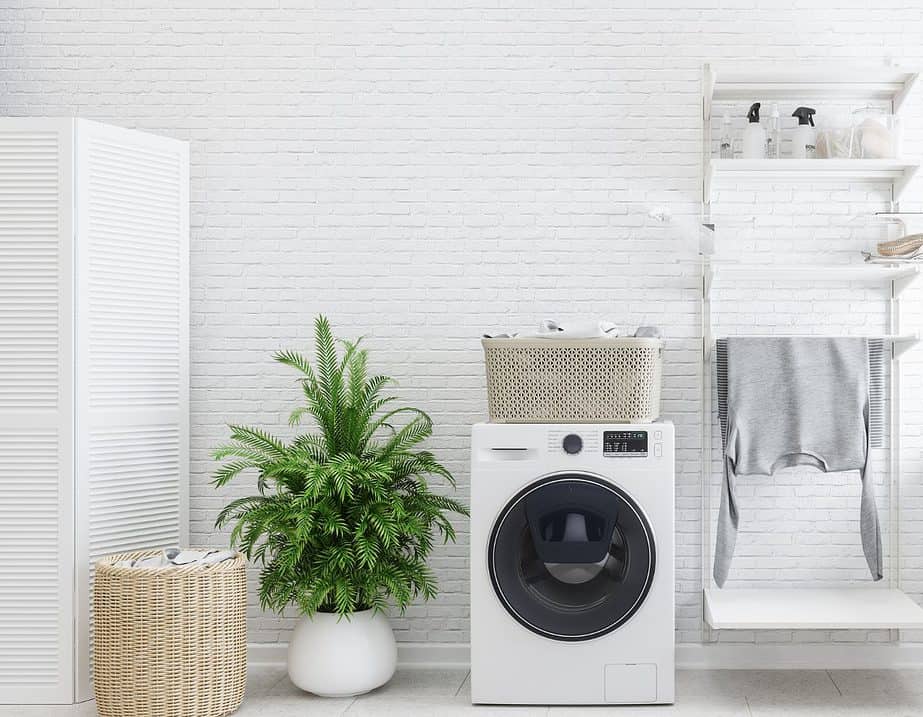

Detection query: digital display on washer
(603, 431), (648, 456)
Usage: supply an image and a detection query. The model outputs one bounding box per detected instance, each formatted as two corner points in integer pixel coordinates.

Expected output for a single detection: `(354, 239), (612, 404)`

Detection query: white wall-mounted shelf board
(705, 158), (920, 204)
(704, 261), (920, 294)
(704, 63), (919, 121)
(704, 588), (923, 630)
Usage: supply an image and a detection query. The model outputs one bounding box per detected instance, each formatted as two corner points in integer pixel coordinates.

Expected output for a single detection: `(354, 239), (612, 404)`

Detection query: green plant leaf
(228, 425), (287, 459)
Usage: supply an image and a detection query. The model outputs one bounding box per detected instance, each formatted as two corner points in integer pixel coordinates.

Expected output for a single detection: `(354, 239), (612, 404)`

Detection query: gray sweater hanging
(713, 336), (882, 587)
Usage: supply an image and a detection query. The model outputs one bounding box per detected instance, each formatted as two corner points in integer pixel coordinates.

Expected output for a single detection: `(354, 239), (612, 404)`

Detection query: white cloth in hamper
(533, 319), (619, 338)
(483, 319), (619, 339)
(114, 547), (236, 569)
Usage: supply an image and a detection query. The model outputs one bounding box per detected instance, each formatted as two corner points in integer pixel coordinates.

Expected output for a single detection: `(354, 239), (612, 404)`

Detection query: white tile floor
(4, 666), (923, 716)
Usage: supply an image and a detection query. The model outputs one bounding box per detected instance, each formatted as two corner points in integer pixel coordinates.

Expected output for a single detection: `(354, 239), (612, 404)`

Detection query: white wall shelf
(705, 158), (920, 204)
(704, 588), (923, 630)
(703, 63), (919, 122)
(704, 260), (920, 296)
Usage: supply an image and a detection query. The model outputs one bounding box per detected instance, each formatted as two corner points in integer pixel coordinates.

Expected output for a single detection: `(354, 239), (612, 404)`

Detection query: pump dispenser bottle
(791, 107), (816, 158)
(742, 102), (766, 159)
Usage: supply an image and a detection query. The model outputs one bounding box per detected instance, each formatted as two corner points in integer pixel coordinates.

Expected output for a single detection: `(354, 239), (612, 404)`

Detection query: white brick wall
(3, 1), (923, 648)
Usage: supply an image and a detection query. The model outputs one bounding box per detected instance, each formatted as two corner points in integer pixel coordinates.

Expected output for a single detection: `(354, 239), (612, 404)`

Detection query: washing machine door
(488, 472), (655, 642)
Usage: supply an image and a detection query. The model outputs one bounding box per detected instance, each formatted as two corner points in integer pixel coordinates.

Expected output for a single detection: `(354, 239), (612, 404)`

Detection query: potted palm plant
(213, 316), (468, 697)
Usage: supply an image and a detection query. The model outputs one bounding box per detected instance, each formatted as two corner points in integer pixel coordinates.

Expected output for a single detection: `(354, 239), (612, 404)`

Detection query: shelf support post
(893, 166), (918, 204)
(893, 270), (919, 298)
(893, 72), (919, 115)
(700, 256), (716, 640)
(703, 63), (715, 124)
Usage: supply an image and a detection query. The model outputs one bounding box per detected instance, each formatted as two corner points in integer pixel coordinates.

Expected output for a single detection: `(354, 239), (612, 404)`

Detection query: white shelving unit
(700, 62), (923, 635)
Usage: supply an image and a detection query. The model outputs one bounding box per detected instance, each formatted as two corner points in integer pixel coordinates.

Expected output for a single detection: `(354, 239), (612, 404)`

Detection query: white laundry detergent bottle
(791, 106), (816, 158)
(742, 102), (766, 159)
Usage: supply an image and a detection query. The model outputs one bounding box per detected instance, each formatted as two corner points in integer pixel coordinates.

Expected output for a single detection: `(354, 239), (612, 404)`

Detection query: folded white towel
(114, 547), (236, 569)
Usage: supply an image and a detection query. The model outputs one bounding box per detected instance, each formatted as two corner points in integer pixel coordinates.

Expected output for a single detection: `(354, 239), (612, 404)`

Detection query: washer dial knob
(562, 434), (583, 455)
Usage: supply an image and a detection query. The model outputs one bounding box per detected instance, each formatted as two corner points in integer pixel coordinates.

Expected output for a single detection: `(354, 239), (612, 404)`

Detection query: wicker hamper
(482, 337), (663, 423)
(93, 550), (247, 717)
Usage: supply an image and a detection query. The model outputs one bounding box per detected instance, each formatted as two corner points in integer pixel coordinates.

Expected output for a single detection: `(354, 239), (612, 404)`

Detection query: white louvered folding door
(0, 119), (188, 705)
(73, 120), (189, 702)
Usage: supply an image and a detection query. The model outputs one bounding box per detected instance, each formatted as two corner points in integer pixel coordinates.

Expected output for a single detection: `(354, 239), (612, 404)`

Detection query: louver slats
(75, 121), (189, 703)
(0, 432), (60, 685)
(0, 133), (59, 409)
(86, 137), (181, 409)
(0, 122), (73, 704)
(88, 427), (181, 557)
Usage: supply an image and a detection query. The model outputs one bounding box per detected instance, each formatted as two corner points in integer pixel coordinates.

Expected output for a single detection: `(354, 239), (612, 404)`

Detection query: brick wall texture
(3, 0), (923, 647)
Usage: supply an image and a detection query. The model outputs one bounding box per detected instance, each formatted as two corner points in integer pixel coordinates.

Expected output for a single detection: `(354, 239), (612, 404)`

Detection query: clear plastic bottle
(767, 103), (781, 158)
(719, 113), (733, 159)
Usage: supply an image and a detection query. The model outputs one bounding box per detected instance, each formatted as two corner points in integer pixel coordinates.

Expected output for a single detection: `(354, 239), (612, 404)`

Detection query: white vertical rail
(701, 65), (715, 642)
(889, 275), (903, 643)
(701, 262), (714, 642)
(888, 81), (902, 643)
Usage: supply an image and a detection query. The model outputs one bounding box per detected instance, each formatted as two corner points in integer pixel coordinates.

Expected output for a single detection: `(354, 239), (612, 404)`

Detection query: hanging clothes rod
(703, 333), (919, 360)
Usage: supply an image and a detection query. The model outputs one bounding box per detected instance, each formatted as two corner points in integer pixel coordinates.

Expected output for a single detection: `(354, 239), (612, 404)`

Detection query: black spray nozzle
(792, 107), (816, 127)
(747, 102), (761, 123)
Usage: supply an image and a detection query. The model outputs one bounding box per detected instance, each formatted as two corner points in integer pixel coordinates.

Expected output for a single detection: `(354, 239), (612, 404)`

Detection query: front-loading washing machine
(470, 422), (674, 705)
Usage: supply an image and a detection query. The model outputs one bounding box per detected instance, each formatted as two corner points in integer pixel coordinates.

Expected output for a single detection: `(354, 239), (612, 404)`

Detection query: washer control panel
(603, 430), (648, 457)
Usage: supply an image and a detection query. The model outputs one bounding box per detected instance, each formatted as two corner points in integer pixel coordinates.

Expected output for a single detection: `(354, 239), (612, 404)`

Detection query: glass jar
(816, 114), (855, 158)
(852, 106), (902, 159)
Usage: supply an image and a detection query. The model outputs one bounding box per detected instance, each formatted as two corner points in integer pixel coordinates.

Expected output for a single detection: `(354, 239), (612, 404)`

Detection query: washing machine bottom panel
(470, 572), (675, 705)
(471, 654), (674, 705)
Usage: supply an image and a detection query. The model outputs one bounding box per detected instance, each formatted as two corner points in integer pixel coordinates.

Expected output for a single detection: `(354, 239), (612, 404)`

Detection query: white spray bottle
(791, 107), (816, 158)
(742, 102), (766, 159)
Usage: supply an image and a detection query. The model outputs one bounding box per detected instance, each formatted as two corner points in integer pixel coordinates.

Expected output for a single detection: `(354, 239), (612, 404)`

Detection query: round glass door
(488, 473), (655, 641)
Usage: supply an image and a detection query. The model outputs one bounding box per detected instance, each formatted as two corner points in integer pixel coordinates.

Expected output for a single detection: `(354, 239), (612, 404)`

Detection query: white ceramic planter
(287, 609), (397, 697)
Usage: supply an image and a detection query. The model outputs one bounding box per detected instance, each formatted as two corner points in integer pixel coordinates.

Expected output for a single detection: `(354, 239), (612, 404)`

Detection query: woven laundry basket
(482, 337), (663, 423)
(93, 550), (247, 717)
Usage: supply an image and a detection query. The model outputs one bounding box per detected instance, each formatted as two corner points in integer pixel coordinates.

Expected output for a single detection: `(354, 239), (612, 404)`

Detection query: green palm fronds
(213, 315), (468, 617)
